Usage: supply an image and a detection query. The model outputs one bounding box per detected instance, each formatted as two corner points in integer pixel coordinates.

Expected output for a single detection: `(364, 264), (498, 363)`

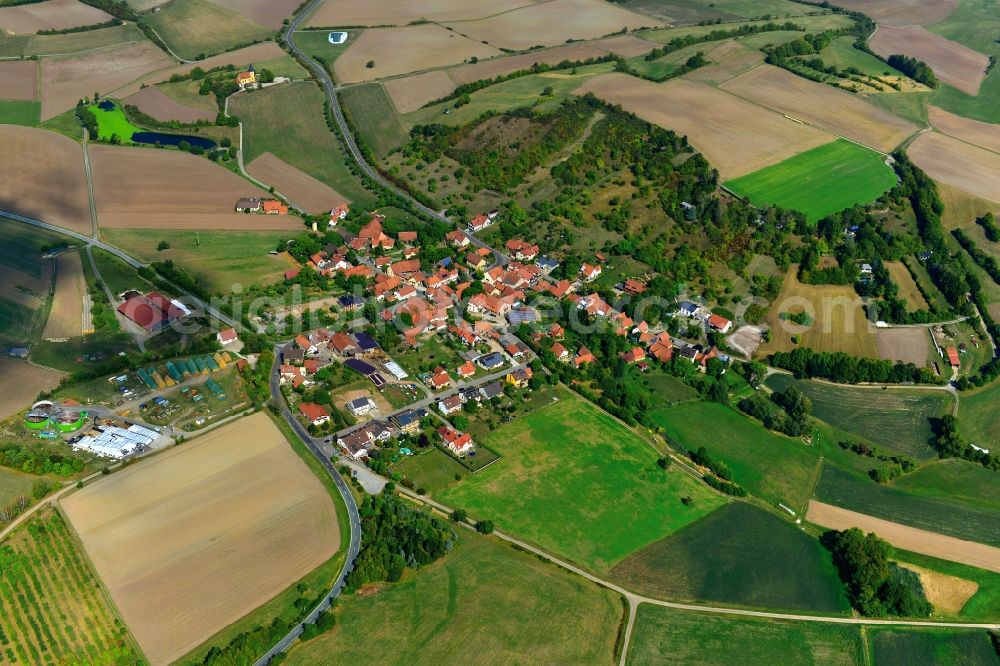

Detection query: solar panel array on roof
(345, 358), (377, 375)
(354, 332), (380, 351)
(369, 373), (386, 388)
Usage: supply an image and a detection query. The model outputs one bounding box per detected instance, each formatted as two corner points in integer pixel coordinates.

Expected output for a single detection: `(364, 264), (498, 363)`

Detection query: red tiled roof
(298, 402), (328, 422)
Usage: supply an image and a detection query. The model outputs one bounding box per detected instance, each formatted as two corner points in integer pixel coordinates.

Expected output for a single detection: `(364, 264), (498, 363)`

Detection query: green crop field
(889, 548), (1000, 621)
(393, 447), (468, 495)
(438, 387), (727, 573)
(626, 604), (864, 666)
(293, 29), (357, 78)
(90, 248), (153, 297)
(724, 140), (898, 223)
(764, 374), (950, 459)
(102, 228), (291, 293)
(651, 401), (821, 512)
(230, 81), (373, 205)
(814, 464), (1000, 547)
(285, 534), (621, 665)
(611, 503), (850, 613)
(891, 459), (1000, 515)
(0, 468), (35, 510)
(157, 80), (220, 114)
(339, 83), (410, 158)
(145, 0), (271, 61)
(819, 36), (905, 79)
(403, 62), (617, 130)
(0, 101), (39, 127)
(89, 102), (142, 142)
(958, 378), (1000, 445)
(0, 509), (141, 664)
(869, 627), (999, 666)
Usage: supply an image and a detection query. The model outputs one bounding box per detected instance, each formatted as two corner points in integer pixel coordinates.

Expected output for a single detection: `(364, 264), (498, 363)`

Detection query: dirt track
(870, 26), (988, 96)
(0, 0), (110, 33)
(246, 152), (349, 214)
(61, 412), (341, 666)
(42, 250), (86, 340)
(807, 501), (1000, 574)
(576, 73), (833, 179)
(89, 144), (302, 230)
(0, 61), (38, 101)
(0, 125), (90, 234)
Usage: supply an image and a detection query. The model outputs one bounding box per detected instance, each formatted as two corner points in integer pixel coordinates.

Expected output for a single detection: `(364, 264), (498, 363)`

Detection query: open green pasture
(651, 400), (821, 512)
(813, 464), (1000, 547)
(610, 502), (850, 613)
(724, 140), (898, 223)
(285, 534), (621, 665)
(868, 627), (1000, 666)
(626, 604), (864, 666)
(438, 387), (727, 573)
(764, 374), (950, 459)
(145, 0), (271, 61)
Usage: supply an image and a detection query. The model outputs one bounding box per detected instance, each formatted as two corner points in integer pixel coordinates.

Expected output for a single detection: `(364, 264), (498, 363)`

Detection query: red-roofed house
(551, 342), (569, 361)
(398, 230), (418, 243)
(299, 402), (330, 426)
(580, 263), (602, 282)
(446, 230), (470, 248)
(505, 239), (539, 261)
(708, 314), (733, 334)
(217, 327), (238, 345)
(457, 360), (476, 379)
(946, 346), (960, 368)
(468, 213), (492, 233)
(623, 279), (646, 295)
(575, 346), (595, 368)
(262, 199), (289, 215)
(429, 367), (451, 390)
(621, 347), (646, 364)
(329, 203), (349, 224)
(438, 426), (474, 455)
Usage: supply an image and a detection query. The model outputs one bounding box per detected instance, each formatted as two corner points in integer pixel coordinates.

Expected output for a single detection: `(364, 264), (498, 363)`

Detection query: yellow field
(42, 250), (87, 339)
(885, 260), (929, 311)
(759, 268), (878, 358)
(62, 412), (341, 665)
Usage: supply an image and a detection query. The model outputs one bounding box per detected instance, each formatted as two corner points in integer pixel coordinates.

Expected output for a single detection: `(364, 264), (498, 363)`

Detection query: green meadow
(724, 140), (898, 222)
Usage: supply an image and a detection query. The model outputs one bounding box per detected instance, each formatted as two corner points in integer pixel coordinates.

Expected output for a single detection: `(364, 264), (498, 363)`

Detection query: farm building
(946, 346), (961, 369)
(72, 423), (158, 459)
(118, 292), (190, 332)
(235, 198), (261, 213)
(262, 199), (289, 215)
(217, 328), (238, 345)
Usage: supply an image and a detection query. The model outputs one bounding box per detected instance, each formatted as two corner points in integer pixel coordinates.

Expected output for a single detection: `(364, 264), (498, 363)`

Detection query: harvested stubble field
(870, 25), (989, 96)
(246, 152), (349, 214)
(826, 0), (957, 26)
(42, 250), (87, 340)
(764, 374), (948, 459)
(89, 144), (300, 230)
(885, 260), (930, 311)
(576, 73), (832, 179)
(908, 132), (1000, 204)
(720, 64), (917, 153)
(899, 562), (978, 616)
(39, 40), (172, 121)
(0, 125), (90, 234)
(626, 605), (864, 666)
(62, 412), (341, 666)
(442, 0), (662, 51)
(759, 268), (879, 358)
(113, 41), (286, 98)
(207, 0), (301, 28)
(0, 509), (141, 665)
(610, 503), (850, 612)
(24, 22), (144, 57)
(929, 105), (1000, 155)
(594, 34), (661, 57)
(334, 24), (501, 83)
(305, 0), (536, 27)
(724, 140), (897, 223)
(0, 357), (63, 419)
(123, 84), (215, 123)
(448, 42), (610, 86)
(383, 70), (456, 113)
(0, 61), (36, 101)
(287, 535), (621, 666)
(682, 39), (764, 85)
(876, 327), (930, 367)
(806, 500), (1000, 573)
(0, 0), (111, 34)
(438, 387), (726, 573)
(144, 0), (272, 62)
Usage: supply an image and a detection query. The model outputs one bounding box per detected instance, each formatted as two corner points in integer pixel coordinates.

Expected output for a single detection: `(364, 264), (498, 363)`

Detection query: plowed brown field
(0, 0), (111, 34)
(908, 132), (1000, 204)
(123, 85), (215, 123)
(825, 0), (956, 26)
(575, 73), (833, 178)
(89, 144), (301, 230)
(720, 64), (917, 152)
(305, 0), (537, 27)
(61, 412), (341, 666)
(870, 25), (988, 96)
(0, 357), (64, 420)
(0, 61), (37, 101)
(0, 125), (90, 234)
(246, 152), (349, 214)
